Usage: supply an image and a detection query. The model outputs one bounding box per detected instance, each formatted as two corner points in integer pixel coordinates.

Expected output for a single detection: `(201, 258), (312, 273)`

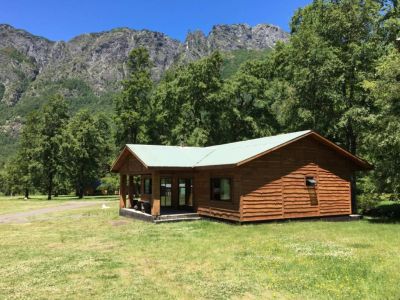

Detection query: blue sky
(0, 0), (311, 41)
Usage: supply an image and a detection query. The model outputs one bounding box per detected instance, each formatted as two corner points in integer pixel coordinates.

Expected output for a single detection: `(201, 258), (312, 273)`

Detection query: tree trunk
(78, 182), (84, 199)
(351, 175), (357, 214)
(78, 189), (84, 199)
(47, 173), (53, 200)
(24, 188), (29, 199)
(347, 124), (358, 214)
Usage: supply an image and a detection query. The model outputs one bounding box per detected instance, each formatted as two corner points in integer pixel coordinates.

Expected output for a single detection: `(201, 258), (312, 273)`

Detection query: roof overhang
(110, 146), (149, 173)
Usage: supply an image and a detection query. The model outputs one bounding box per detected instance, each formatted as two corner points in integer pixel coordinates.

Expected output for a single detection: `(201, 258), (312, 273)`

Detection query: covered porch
(118, 171), (200, 222)
(112, 146), (199, 221)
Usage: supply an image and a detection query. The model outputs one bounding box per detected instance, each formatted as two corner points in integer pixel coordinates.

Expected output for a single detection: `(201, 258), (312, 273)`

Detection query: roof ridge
(193, 148), (218, 166)
(127, 143), (204, 149)
(204, 130), (311, 149)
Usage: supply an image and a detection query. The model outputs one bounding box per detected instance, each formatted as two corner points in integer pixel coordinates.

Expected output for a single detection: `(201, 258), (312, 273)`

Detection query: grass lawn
(0, 198), (400, 299)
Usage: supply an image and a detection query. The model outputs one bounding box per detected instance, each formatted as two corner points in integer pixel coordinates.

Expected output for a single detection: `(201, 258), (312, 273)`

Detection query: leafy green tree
(114, 47), (153, 147)
(0, 169), (6, 195)
(97, 173), (120, 195)
(38, 95), (69, 200)
(2, 101), (67, 199)
(13, 112), (42, 198)
(261, 0), (387, 211)
(220, 59), (280, 142)
(152, 52), (224, 146)
(364, 47), (400, 193)
(3, 155), (33, 198)
(61, 110), (112, 198)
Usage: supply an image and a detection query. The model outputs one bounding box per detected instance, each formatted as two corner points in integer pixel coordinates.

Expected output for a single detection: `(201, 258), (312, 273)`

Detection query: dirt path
(0, 201), (103, 224)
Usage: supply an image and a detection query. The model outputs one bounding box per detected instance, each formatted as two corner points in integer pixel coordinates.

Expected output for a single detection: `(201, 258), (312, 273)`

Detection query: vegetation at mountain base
(61, 110), (113, 199)
(0, 0), (399, 207)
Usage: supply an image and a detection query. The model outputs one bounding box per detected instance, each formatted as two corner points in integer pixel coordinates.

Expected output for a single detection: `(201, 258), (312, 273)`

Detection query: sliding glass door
(160, 177), (172, 207)
(179, 178), (193, 207)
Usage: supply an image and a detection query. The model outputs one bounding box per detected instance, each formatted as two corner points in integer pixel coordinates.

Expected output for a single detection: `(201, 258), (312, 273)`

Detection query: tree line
(0, 96), (112, 199)
(0, 0), (399, 201)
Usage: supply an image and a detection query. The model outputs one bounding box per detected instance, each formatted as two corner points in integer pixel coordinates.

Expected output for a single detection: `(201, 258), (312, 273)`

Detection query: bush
(364, 201), (400, 221)
(358, 193), (399, 213)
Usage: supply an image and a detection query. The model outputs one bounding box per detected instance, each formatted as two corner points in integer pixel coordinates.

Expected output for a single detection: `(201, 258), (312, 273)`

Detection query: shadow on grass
(364, 202), (400, 223)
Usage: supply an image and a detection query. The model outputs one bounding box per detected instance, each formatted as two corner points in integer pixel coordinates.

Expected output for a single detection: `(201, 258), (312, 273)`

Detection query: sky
(0, 0), (311, 42)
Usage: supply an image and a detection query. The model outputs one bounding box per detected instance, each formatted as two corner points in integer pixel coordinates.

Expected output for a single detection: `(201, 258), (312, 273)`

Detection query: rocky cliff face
(0, 23), (289, 106)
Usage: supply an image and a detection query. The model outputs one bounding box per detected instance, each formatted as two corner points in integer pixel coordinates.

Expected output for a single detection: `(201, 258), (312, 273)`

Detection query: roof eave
(110, 146), (149, 172)
(194, 163), (236, 170)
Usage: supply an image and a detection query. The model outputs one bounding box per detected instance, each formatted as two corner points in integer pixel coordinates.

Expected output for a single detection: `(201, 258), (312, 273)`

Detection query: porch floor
(119, 207), (201, 223)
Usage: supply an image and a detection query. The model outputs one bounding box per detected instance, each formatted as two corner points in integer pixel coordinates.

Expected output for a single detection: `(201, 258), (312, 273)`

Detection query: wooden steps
(154, 213), (201, 223)
(119, 208), (201, 223)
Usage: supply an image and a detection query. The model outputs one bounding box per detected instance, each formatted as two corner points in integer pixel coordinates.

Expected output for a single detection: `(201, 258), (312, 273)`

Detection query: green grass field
(0, 195), (118, 214)
(0, 197), (399, 299)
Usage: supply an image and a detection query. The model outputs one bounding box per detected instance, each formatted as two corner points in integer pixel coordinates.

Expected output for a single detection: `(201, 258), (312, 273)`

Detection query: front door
(160, 177), (172, 207)
(178, 178), (193, 208)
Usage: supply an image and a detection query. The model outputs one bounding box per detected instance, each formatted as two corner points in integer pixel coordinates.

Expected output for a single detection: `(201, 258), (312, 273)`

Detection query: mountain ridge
(0, 22), (289, 165)
(0, 23), (288, 106)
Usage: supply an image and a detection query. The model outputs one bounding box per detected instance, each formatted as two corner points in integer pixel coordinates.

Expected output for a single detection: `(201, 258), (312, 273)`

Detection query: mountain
(0, 23), (288, 105)
(0, 23), (288, 165)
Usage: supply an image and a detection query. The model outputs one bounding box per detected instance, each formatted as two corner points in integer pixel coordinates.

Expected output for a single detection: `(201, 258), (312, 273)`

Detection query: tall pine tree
(114, 47), (153, 147)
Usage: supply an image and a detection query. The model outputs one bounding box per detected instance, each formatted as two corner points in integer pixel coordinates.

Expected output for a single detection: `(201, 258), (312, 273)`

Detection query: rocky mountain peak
(0, 23), (289, 106)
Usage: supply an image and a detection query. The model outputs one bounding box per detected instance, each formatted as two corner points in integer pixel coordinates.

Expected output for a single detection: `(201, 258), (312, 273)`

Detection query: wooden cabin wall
(194, 169), (241, 221)
(118, 155), (148, 175)
(239, 151), (284, 221)
(239, 136), (352, 222)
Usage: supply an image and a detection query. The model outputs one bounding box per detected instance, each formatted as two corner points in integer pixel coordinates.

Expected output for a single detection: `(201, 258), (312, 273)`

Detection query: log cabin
(111, 130), (372, 223)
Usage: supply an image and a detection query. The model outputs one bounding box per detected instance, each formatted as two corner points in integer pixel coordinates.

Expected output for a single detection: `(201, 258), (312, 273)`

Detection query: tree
(152, 52), (224, 146)
(219, 58), (280, 142)
(114, 47), (153, 147)
(1, 112), (42, 198)
(14, 112), (42, 198)
(61, 110), (111, 198)
(39, 95), (69, 200)
(261, 0), (387, 212)
(364, 47), (400, 193)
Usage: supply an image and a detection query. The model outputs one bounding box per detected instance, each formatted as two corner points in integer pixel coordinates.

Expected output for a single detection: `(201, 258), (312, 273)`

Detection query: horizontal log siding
(239, 136), (352, 222)
(194, 169), (241, 221)
(239, 151), (283, 221)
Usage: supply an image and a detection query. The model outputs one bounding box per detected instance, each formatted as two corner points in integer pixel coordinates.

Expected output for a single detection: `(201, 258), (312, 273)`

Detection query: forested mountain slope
(0, 23), (287, 165)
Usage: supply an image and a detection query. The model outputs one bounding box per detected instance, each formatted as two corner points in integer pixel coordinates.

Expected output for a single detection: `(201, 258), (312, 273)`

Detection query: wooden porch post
(119, 174), (127, 208)
(128, 175), (135, 208)
(151, 171), (160, 216)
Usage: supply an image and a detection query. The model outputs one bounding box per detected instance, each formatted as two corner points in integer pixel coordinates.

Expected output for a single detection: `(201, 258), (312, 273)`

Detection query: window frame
(210, 177), (233, 202)
(143, 178), (152, 195)
(178, 178), (193, 206)
(305, 176), (317, 188)
(160, 177), (172, 207)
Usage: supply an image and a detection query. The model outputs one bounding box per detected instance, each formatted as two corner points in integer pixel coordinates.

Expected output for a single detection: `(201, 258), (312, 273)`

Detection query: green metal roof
(126, 130), (312, 168)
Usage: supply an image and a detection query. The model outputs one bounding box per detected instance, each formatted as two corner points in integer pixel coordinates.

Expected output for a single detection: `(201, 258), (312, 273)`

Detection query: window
(210, 178), (232, 201)
(143, 178), (152, 194)
(160, 177), (172, 207)
(179, 178), (193, 206)
(305, 176), (317, 188)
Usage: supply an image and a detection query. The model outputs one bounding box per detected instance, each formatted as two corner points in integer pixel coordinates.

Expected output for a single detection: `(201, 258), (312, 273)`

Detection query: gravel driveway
(0, 201), (103, 224)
